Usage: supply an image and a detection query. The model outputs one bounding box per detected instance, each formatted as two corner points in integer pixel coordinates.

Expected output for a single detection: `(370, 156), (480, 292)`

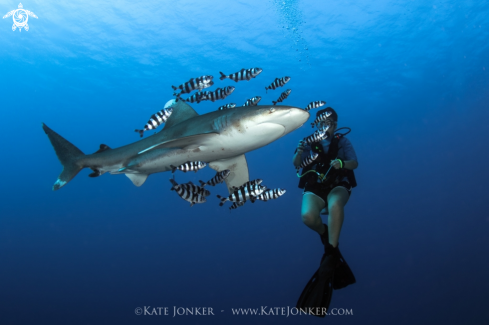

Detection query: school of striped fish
(133, 67), (329, 209)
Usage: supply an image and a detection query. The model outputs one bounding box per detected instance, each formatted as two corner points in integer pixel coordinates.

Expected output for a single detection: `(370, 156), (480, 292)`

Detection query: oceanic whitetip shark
(43, 99), (309, 193)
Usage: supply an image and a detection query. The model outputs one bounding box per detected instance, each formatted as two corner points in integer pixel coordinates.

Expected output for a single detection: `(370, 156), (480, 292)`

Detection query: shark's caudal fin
(42, 123), (85, 191)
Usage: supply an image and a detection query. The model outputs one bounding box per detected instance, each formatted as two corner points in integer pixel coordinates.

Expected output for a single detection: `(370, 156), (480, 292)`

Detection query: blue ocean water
(1, 0), (488, 324)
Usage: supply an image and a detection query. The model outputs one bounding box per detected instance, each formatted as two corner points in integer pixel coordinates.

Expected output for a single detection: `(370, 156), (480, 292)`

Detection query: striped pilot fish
(183, 92), (206, 104)
(229, 201), (245, 210)
(311, 111), (332, 128)
(305, 101), (326, 111)
(250, 188), (287, 203)
(216, 184), (266, 206)
(242, 96), (262, 107)
(201, 86), (235, 102)
(169, 179), (207, 207)
(199, 170), (231, 187)
(265, 76), (291, 93)
(231, 179), (263, 192)
(134, 107), (174, 138)
(169, 179), (210, 197)
(302, 126), (329, 145)
(172, 75), (214, 96)
(272, 89), (292, 105)
(178, 181), (211, 197)
(170, 161), (207, 173)
(298, 152), (319, 170)
(219, 68), (263, 82)
(218, 103), (237, 110)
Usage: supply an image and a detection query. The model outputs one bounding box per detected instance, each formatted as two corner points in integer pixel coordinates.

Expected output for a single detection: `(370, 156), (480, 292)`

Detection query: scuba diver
(292, 107), (358, 317)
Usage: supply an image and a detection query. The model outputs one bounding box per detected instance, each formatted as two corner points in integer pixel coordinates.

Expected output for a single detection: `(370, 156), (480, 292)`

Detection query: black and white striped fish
(218, 103), (236, 110)
(170, 161), (207, 173)
(216, 184), (266, 206)
(265, 76), (291, 93)
(305, 101), (326, 111)
(298, 152), (319, 169)
(178, 181), (211, 197)
(172, 75), (214, 96)
(231, 179), (263, 192)
(250, 188), (286, 202)
(229, 201), (245, 210)
(242, 96), (262, 107)
(272, 89), (292, 105)
(183, 92), (206, 104)
(311, 111), (332, 128)
(219, 68), (263, 82)
(135, 107), (174, 137)
(201, 86), (235, 102)
(169, 179), (206, 207)
(199, 170), (231, 187)
(302, 126), (329, 145)
(169, 179), (210, 197)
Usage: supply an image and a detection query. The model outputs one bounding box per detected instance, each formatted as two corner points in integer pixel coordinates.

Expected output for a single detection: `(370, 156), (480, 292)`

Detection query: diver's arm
(343, 159), (358, 170)
(293, 150), (303, 167)
(331, 159), (358, 170)
(337, 137), (358, 170)
(293, 140), (306, 167)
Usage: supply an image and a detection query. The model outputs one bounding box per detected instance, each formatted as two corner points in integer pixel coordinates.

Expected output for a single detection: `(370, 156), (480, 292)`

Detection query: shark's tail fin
(42, 123), (85, 191)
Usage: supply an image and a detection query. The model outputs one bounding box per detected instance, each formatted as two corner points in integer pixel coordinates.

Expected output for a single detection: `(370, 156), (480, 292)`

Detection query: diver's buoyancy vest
(298, 133), (357, 189)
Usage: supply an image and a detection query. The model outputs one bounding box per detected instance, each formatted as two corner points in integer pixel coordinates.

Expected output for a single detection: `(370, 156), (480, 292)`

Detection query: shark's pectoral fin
(125, 173), (148, 187)
(209, 155), (249, 195)
(138, 132), (219, 154)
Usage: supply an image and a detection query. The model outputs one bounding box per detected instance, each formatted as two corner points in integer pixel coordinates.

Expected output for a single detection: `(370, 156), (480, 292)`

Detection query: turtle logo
(3, 3), (38, 32)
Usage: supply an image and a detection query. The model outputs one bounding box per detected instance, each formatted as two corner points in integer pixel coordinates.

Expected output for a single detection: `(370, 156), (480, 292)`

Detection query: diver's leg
(301, 192), (327, 235)
(326, 187), (350, 247)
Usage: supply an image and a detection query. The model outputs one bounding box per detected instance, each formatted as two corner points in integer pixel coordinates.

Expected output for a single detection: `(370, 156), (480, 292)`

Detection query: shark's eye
(269, 107), (275, 113)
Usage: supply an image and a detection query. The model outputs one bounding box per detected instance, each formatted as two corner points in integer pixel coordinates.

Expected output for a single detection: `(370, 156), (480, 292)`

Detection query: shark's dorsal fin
(162, 99), (199, 130)
(94, 144), (111, 154)
(209, 155), (249, 195)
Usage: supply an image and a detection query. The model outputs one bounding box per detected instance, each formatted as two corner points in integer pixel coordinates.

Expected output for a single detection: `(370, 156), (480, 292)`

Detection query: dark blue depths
(0, 1), (488, 324)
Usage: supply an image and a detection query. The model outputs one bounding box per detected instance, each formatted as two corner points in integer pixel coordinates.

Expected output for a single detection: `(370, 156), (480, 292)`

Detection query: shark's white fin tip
(164, 99), (176, 108)
(53, 179), (67, 191)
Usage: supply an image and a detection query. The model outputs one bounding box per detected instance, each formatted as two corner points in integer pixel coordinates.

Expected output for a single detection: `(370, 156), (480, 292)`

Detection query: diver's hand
(296, 140), (306, 153)
(330, 159), (343, 169)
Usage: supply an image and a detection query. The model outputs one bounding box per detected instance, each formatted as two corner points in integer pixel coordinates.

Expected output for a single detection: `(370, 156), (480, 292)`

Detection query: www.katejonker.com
(135, 306), (353, 317)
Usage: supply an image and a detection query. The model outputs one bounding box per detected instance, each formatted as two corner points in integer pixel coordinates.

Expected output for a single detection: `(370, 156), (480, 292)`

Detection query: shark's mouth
(256, 122), (286, 138)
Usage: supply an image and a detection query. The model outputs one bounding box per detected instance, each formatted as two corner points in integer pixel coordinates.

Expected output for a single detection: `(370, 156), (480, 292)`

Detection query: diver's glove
(331, 158), (345, 169)
(296, 140), (306, 153)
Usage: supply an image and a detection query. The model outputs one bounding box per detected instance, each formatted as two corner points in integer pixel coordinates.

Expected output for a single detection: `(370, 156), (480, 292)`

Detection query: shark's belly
(126, 123), (285, 175)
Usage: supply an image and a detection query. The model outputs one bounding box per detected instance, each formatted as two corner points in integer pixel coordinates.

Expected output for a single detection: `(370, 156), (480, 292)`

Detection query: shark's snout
(278, 107), (309, 133)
